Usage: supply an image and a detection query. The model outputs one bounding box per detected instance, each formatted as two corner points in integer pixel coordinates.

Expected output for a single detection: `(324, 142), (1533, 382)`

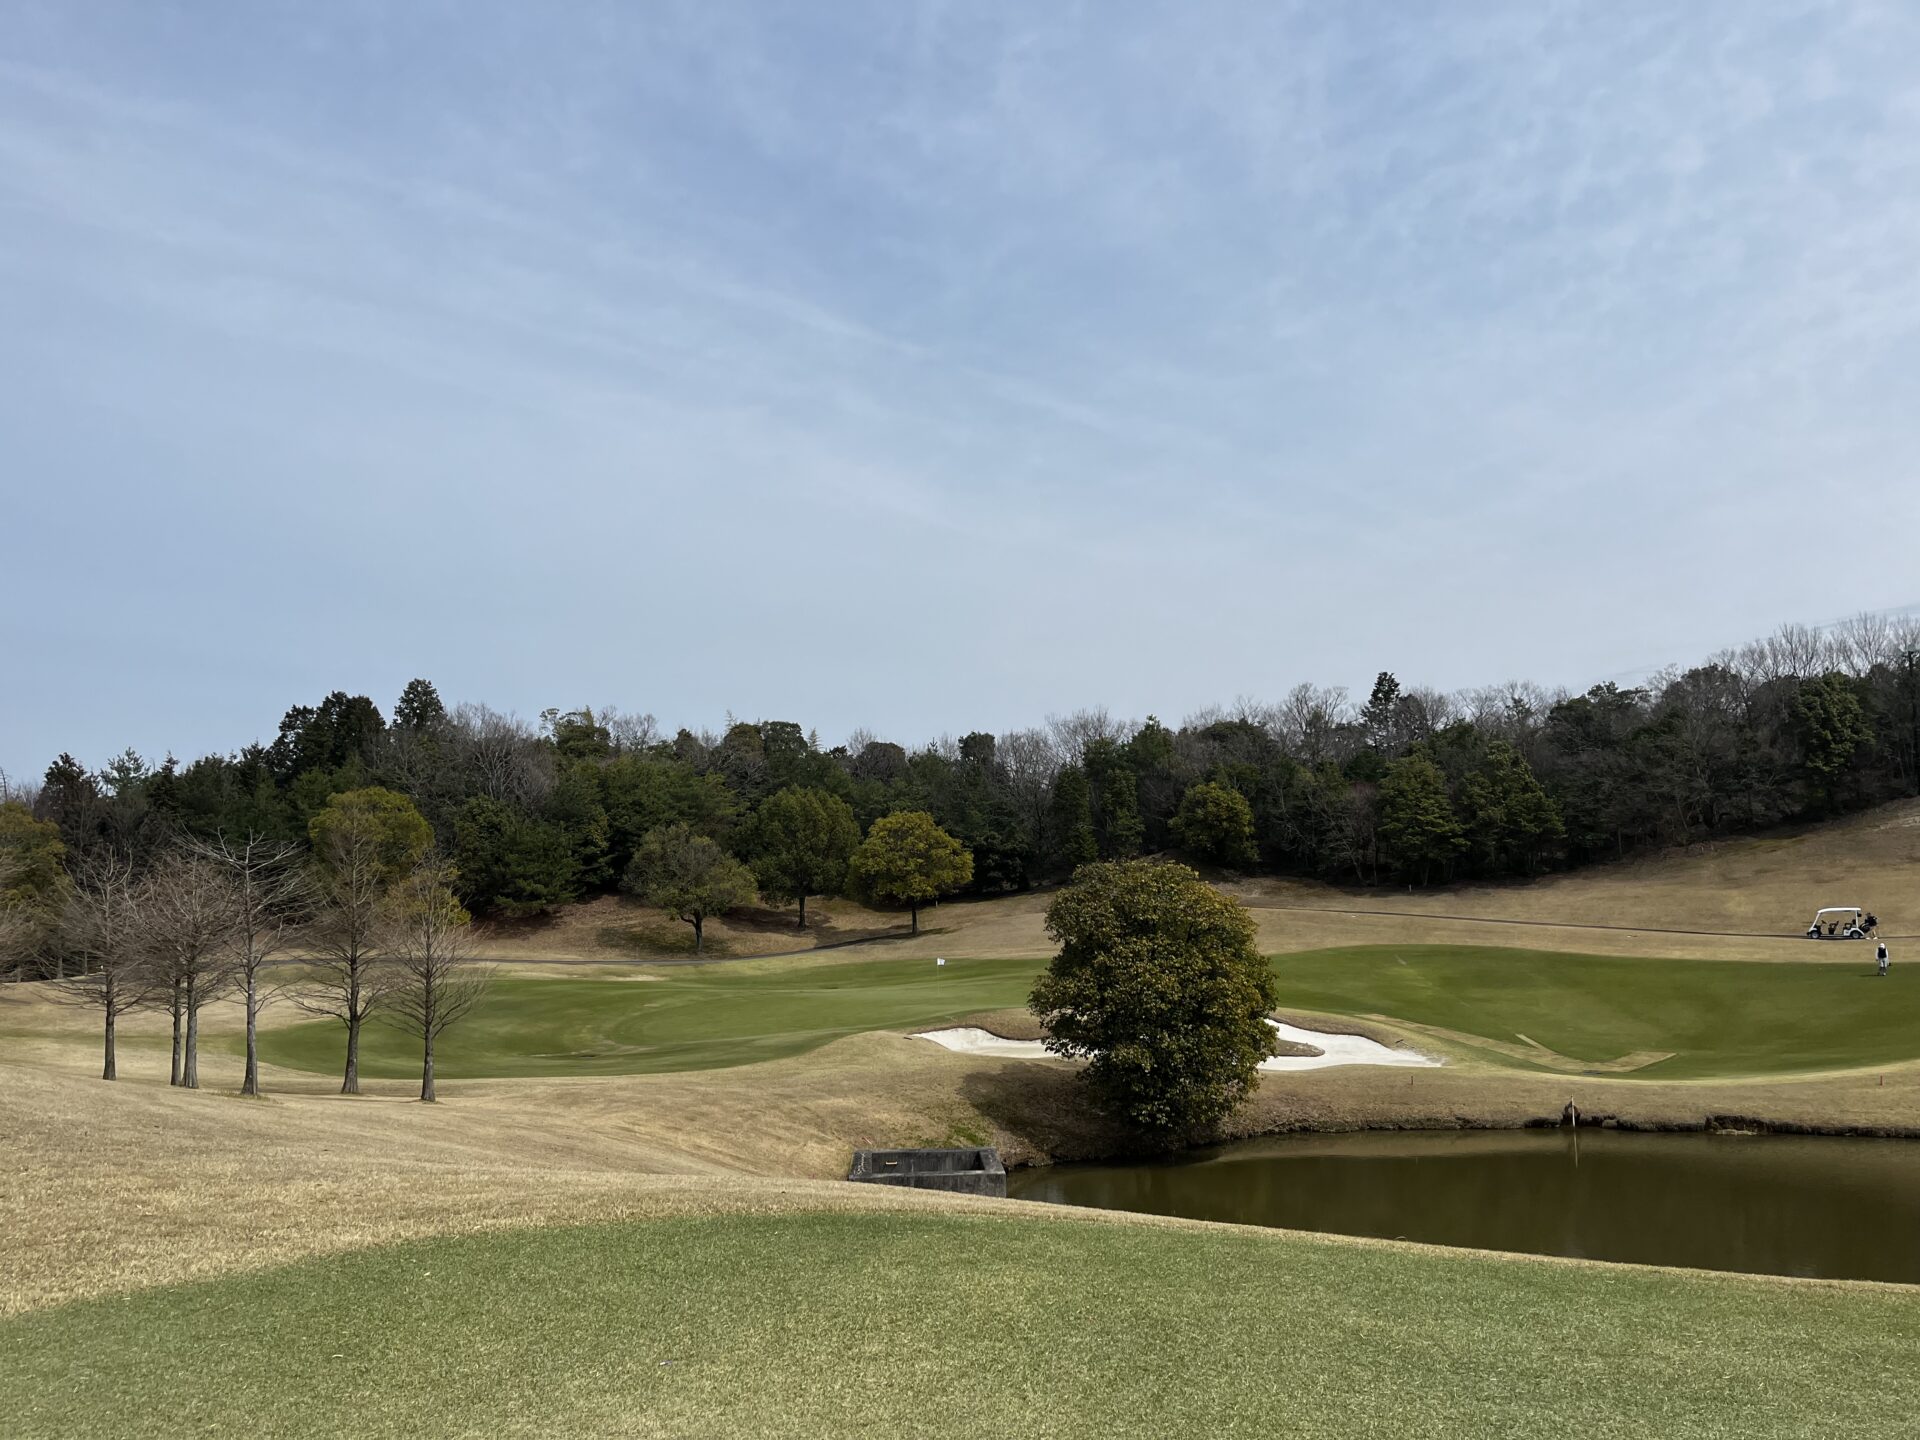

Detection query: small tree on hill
(846, 811), (973, 935)
(1030, 860), (1277, 1148)
(624, 822), (757, 954)
(382, 858), (490, 1103)
(1171, 781), (1259, 869)
(749, 786), (860, 928)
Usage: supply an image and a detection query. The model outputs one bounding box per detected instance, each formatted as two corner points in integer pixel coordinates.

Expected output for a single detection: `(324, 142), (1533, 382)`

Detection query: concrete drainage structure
(848, 1147), (1007, 1198)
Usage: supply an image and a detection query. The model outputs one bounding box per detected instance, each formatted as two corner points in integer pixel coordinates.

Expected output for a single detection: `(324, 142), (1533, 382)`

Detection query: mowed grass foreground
(1278, 945), (1920, 1078)
(236, 944), (1920, 1082)
(252, 955), (1041, 1078)
(7, 1212), (1917, 1440)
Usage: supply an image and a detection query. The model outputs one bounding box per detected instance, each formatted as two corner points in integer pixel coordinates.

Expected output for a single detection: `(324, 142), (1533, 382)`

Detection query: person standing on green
(1877, 940), (1890, 976)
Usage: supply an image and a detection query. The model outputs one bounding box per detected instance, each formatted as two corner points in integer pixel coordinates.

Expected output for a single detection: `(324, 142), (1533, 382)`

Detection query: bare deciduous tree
(54, 854), (157, 1080)
(144, 850), (237, 1089)
(299, 817), (404, 1094)
(191, 833), (308, 1098)
(382, 859), (490, 1102)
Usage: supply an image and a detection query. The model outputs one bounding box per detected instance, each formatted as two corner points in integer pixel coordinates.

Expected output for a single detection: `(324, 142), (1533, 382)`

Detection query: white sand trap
(914, 1020), (1440, 1071)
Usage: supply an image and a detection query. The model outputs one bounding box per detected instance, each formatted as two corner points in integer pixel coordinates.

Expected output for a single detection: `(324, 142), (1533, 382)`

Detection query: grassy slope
(8, 1212), (1918, 1440)
(246, 955), (1041, 1078)
(1276, 945), (1920, 1078)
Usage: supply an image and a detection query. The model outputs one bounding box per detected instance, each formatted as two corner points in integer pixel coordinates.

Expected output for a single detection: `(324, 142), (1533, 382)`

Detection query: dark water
(1009, 1130), (1920, 1283)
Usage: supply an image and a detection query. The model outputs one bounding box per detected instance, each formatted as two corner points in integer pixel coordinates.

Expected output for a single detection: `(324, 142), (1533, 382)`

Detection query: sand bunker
(915, 1020), (1440, 1072)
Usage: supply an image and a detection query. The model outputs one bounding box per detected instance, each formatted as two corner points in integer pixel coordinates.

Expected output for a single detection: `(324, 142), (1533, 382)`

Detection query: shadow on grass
(957, 1061), (1129, 1165)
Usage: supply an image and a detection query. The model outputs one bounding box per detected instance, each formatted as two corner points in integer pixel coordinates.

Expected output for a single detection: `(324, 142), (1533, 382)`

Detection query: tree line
(5, 614), (1918, 977)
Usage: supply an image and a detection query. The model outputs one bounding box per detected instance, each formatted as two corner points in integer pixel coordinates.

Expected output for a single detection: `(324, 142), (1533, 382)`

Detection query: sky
(3, 2), (1919, 777)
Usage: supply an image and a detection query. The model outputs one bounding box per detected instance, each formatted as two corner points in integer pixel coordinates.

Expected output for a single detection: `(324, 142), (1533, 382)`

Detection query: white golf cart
(1805, 907), (1868, 940)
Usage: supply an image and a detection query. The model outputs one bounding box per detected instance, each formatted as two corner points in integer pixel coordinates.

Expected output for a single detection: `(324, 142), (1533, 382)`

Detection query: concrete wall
(848, 1147), (1008, 1199)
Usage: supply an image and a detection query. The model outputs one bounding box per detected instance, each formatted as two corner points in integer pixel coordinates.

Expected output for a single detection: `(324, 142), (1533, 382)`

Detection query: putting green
(1275, 945), (1920, 1078)
(5, 1212), (1915, 1438)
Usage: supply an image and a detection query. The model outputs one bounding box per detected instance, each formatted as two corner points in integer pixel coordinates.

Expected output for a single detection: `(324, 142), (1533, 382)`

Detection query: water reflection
(1008, 1130), (1920, 1282)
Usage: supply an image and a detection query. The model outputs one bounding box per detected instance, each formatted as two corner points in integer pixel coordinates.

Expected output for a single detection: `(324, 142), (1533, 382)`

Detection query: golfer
(1878, 941), (1890, 976)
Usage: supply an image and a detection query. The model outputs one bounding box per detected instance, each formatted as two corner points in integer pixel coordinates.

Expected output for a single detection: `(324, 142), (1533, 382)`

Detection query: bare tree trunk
(103, 1004), (117, 1082)
(182, 974), (200, 1090)
(170, 979), (183, 1086)
(910, 902), (920, 935)
(242, 974), (260, 1097)
(342, 1012), (361, 1095)
(693, 916), (704, 954)
(421, 1029), (436, 1103)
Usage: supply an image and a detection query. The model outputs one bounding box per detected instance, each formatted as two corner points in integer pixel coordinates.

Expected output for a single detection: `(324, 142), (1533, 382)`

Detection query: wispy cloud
(3, 3), (1919, 767)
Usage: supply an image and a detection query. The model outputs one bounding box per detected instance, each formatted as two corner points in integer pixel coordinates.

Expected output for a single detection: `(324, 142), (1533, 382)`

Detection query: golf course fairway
(237, 944), (1920, 1082)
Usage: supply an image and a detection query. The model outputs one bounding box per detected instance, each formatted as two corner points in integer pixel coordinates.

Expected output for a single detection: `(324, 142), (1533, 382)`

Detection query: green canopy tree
(749, 786), (860, 928)
(1030, 860), (1277, 1148)
(1047, 766), (1099, 874)
(453, 797), (580, 916)
(1170, 781), (1259, 868)
(846, 810), (973, 935)
(1378, 751), (1464, 884)
(1456, 742), (1564, 876)
(1791, 672), (1872, 811)
(0, 801), (68, 975)
(624, 822), (757, 953)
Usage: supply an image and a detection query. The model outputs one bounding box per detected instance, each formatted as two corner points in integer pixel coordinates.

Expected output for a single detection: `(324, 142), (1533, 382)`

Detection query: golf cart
(1806, 907), (1868, 940)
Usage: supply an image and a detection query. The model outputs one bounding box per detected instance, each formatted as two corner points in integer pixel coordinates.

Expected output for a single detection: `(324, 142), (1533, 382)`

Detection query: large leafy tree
(1456, 742), (1563, 876)
(1792, 672), (1872, 810)
(1030, 860), (1277, 1147)
(1047, 765), (1099, 874)
(452, 797), (580, 916)
(846, 810), (973, 934)
(1378, 751), (1464, 884)
(748, 787), (859, 928)
(623, 822), (756, 953)
(1171, 781), (1259, 869)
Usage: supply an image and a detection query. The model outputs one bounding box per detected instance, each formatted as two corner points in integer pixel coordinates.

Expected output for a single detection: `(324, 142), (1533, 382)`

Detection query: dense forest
(4, 616), (1918, 962)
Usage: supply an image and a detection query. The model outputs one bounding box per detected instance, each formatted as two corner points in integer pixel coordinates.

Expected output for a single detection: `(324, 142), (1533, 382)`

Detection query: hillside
(479, 797), (1920, 964)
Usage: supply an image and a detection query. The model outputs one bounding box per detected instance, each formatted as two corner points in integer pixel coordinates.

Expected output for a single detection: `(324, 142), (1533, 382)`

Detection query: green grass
(1276, 945), (1920, 1078)
(252, 954), (1042, 1078)
(6, 1212), (1917, 1439)
(240, 943), (1920, 1082)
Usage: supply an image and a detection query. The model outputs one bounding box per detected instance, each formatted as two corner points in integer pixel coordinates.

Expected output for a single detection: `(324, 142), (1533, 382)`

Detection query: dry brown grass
(1228, 796), (1920, 960)
(474, 891), (910, 960)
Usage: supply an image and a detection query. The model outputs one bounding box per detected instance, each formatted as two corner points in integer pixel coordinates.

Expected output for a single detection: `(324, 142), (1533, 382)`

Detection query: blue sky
(4, 1), (1918, 776)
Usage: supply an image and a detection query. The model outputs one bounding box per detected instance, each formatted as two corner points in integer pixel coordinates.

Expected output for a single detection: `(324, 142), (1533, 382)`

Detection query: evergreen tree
(1378, 752), (1464, 884)
(1047, 765), (1099, 873)
(394, 678), (447, 734)
(1171, 781), (1259, 868)
(748, 786), (860, 927)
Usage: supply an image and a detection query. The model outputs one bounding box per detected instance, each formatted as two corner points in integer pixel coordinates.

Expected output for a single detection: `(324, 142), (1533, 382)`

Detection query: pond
(1008, 1129), (1920, 1283)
